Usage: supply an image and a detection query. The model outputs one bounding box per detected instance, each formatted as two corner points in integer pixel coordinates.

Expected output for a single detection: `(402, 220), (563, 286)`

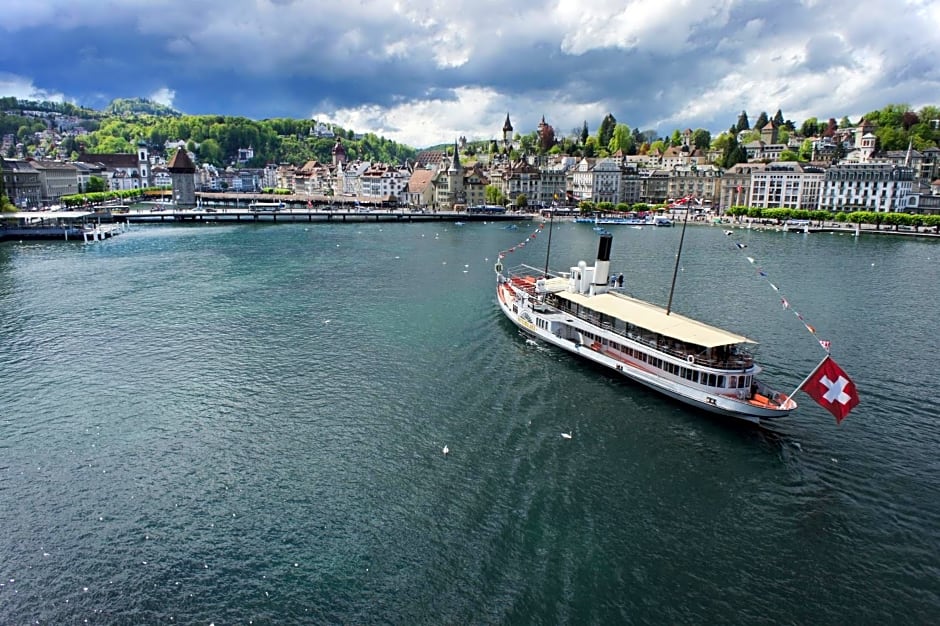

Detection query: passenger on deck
(617, 273), (624, 287)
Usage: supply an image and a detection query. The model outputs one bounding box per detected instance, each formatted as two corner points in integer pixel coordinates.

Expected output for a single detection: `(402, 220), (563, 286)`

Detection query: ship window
(708, 373), (717, 386)
(717, 376), (725, 388)
(729, 376), (738, 388)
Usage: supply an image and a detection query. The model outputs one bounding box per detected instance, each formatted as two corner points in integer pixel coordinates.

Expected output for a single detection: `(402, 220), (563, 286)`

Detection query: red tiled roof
(77, 152), (138, 169)
(407, 169), (434, 193)
(167, 148), (196, 173)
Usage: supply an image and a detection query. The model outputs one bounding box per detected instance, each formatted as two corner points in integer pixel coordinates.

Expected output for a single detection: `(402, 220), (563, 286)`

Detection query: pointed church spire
(449, 138), (461, 173)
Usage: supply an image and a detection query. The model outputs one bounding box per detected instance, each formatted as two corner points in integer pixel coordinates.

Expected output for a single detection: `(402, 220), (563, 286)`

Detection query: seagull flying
(561, 432), (572, 440)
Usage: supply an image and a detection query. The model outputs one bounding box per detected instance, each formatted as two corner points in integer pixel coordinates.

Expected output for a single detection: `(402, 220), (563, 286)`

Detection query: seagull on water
(442, 445), (449, 455)
(561, 431), (572, 440)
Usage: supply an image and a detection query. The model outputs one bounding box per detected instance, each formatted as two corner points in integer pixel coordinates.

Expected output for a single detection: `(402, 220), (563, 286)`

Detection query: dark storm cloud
(1, 0), (937, 145)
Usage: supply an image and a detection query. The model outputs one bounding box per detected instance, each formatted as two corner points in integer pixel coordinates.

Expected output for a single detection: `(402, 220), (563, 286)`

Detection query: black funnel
(597, 234), (612, 262)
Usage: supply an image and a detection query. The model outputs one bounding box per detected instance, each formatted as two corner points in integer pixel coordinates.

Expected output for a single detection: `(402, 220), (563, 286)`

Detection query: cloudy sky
(2, 0), (938, 147)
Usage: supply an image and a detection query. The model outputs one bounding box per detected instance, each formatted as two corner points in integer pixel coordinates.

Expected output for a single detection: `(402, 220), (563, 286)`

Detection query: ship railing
(585, 321), (755, 371)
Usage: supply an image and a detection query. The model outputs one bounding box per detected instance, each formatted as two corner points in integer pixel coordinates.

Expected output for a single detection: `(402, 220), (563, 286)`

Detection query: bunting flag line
(498, 222), (545, 260)
(726, 228), (831, 354)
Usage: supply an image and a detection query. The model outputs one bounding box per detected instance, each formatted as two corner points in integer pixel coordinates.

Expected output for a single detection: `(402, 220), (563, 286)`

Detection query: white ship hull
(495, 263), (795, 423)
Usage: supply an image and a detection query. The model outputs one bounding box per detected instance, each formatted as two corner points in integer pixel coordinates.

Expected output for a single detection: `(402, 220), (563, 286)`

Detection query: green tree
(515, 194), (528, 209)
(93, 135), (133, 153)
(754, 111), (769, 129)
(773, 109), (785, 127)
(720, 133), (747, 168)
(778, 149), (799, 161)
(609, 123), (634, 154)
(484, 184), (505, 206)
(800, 117), (818, 137)
(198, 138), (223, 165)
(596, 114), (617, 149)
(583, 136), (598, 158)
(580, 121), (589, 145)
(799, 138), (814, 161)
(691, 128), (711, 149)
(670, 129), (682, 147)
(0, 163), (15, 211)
(736, 111), (750, 132)
(86, 176), (107, 193)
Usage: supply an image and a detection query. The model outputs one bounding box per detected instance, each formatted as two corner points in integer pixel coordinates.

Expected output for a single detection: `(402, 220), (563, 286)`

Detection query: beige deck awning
(557, 290), (756, 348)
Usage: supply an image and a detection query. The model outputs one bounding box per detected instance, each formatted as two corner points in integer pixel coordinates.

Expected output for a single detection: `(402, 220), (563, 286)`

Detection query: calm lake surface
(1, 219), (938, 624)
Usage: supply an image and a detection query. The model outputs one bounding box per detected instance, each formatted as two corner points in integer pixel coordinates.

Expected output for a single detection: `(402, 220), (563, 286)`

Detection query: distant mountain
(104, 98), (181, 117)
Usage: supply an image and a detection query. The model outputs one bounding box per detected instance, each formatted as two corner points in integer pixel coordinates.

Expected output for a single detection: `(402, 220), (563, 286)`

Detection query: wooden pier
(1, 211), (129, 243)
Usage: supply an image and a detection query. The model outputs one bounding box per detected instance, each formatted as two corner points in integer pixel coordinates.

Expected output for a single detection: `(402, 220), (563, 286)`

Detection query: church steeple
(448, 138), (461, 173)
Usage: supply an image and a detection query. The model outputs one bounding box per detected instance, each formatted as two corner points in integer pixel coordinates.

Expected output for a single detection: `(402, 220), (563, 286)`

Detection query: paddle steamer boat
(495, 234), (796, 422)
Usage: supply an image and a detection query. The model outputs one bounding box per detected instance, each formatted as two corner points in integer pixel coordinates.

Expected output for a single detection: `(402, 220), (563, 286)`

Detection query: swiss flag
(803, 356), (860, 423)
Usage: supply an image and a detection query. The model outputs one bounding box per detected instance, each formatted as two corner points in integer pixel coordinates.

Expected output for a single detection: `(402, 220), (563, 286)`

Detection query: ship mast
(542, 207), (554, 276)
(666, 197), (692, 315)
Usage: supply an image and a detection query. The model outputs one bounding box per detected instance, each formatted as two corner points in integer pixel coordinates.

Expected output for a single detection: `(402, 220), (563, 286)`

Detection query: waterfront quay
(118, 206), (533, 225)
(1, 210), (129, 242)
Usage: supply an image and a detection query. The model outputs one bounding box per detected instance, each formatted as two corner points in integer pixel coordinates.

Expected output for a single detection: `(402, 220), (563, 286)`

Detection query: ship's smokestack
(596, 234), (612, 262)
(593, 234), (612, 288)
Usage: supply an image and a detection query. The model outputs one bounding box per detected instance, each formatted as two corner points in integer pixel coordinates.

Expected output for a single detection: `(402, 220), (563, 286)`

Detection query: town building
(748, 162), (825, 210)
(818, 163), (915, 213)
(0, 158), (42, 208)
(75, 143), (150, 191)
(30, 160), (80, 204)
(717, 163), (764, 210)
(403, 168), (435, 209)
(665, 166), (721, 207)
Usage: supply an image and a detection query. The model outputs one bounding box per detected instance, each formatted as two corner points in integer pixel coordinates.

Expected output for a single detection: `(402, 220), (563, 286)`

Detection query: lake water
(1, 219), (938, 623)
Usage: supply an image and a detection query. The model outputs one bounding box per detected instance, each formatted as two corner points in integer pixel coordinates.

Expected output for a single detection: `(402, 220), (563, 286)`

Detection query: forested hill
(78, 114), (417, 167)
(103, 98), (181, 117)
(0, 97), (417, 167)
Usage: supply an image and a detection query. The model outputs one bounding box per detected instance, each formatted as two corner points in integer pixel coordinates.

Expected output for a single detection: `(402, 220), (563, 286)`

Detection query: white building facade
(818, 163), (915, 212)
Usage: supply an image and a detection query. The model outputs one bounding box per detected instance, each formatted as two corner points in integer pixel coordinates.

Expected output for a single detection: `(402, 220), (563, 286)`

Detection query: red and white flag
(802, 356), (860, 424)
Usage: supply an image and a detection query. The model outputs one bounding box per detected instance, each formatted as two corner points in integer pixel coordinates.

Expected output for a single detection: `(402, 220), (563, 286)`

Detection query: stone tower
(167, 148), (196, 209)
(447, 138), (465, 208)
(331, 138), (348, 167)
(502, 114), (513, 150)
(137, 141), (150, 187)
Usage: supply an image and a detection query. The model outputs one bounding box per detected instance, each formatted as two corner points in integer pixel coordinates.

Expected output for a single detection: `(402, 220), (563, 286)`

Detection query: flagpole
(787, 354), (830, 399)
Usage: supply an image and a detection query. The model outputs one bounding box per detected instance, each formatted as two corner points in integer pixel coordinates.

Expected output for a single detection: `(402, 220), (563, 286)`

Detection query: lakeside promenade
(118, 206), (533, 224)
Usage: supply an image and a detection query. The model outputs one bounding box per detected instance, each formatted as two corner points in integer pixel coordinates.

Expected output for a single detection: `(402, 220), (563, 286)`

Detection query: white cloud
(149, 87), (176, 108)
(1, 0), (938, 145)
(312, 86), (600, 147)
(0, 73), (64, 102)
(557, 0), (734, 55)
